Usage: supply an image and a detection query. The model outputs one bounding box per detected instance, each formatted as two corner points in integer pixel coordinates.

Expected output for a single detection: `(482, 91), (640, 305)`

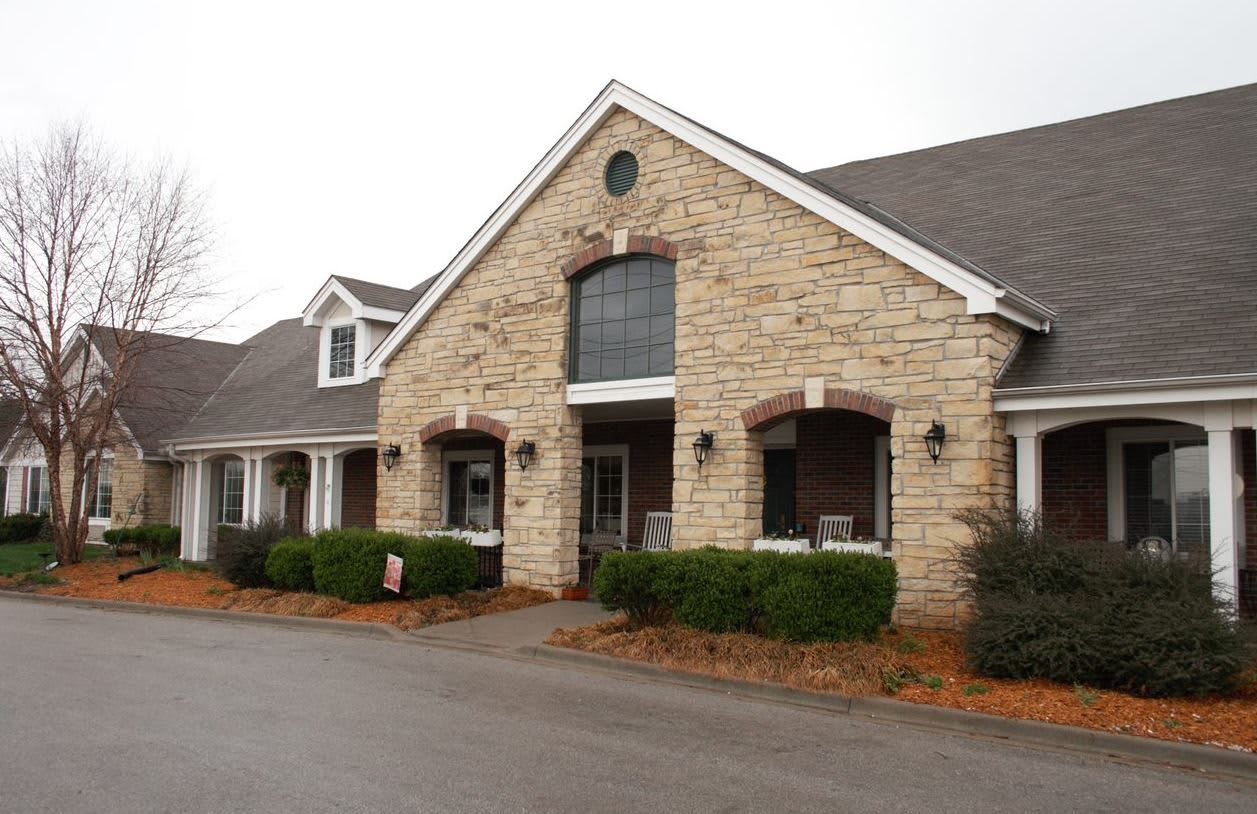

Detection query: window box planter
(821, 540), (885, 558)
(420, 529), (461, 538)
(752, 537), (812, 554)
(461, 529), (503, 548)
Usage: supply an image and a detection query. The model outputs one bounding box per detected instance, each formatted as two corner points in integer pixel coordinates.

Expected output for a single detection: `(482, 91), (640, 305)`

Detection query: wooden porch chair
(817, 515), (854, 547)
(626, 512), (673, 552)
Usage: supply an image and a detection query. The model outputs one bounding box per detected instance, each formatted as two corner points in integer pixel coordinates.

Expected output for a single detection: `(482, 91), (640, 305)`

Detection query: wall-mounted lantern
(381, 443), (402, 472)
(924, 422), (946, 463)
(692, 430), (714, 469)
(515, 439), (536, 472)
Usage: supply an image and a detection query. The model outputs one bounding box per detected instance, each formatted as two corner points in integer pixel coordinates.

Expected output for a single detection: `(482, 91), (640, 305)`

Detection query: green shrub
(102, 525), (180, 557)
(265, 538), (317, 592)
(0, 512), (46, 543)
(593, 548), (898, 642)
(757, 552), (898, 642)
(661, 547), (760, 633)
(214, 514), (293, 588)
(310, 528), (418, 603)
(402, 535), (477, 599)
(592, 551), (675, 627)
(956, 509), (1248, 697)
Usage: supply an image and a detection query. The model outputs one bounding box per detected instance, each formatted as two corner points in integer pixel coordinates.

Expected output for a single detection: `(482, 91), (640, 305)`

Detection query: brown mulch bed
(547, 617), (1257, 753)
(9, 558), (554, 631)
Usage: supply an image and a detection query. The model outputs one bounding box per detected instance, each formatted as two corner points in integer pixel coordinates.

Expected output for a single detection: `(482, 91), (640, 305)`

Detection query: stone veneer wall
(57, 443), (175, 534)
(377, 109), (1023, 628)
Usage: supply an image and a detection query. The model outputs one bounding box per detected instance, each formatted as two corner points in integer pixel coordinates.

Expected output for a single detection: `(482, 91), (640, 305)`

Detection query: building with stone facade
(365, 81), (1257, 625)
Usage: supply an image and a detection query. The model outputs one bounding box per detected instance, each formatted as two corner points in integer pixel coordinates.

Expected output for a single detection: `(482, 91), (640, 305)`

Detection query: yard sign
(383, 553), (403, 593)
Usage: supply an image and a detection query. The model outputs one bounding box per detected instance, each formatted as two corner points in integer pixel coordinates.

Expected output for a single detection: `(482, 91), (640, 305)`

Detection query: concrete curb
(527, 643), (1257, 783)
(0, 589), (406, 642)
(7, 589), (1254, 782)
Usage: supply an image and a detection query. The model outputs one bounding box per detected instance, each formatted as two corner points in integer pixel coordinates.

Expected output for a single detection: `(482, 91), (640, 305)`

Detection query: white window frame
(1105, 424), (1208, 543)
(327, 323), (357, 380)
(218, 459), (246, 526)
(317, 318), (368, 388)
(581, 444), (630, 541)
(26, 466), (50, 514)
(84, 456), (114, 523)
(441, 449), (495, 529)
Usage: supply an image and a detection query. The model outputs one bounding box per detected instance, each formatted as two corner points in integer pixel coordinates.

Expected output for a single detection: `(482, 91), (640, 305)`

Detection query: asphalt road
(0, 599), (1252, 813)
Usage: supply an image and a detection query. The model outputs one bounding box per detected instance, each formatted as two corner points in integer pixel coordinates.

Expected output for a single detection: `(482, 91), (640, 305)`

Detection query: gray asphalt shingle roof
(583, 83), (1251, 388)
(91, 329), (251, 452)
(169, 318), (378, 441)
(332, 275), (425, 312)
(806, 83), (1257, 390)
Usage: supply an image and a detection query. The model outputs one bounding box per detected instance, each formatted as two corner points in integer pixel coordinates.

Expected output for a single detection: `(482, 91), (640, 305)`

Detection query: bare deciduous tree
(0, 124), (217, 564)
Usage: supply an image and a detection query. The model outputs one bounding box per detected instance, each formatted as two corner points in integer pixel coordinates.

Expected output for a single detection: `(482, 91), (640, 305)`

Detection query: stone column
(504, 408), (582, 591)
(672, 417), (762, 550)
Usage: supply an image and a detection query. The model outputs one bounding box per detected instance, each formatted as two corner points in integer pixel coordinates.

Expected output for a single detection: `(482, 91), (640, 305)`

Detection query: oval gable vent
(604, 151), (639, 197)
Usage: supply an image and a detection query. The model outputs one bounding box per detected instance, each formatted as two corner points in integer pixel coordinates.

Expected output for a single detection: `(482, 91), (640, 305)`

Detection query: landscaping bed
(2, 557), (553, 630)
(546, 617), (1257, 753)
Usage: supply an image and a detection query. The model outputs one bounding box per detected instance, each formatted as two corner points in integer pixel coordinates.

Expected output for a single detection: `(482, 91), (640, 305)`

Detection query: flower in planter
(272, 464), (310, 489)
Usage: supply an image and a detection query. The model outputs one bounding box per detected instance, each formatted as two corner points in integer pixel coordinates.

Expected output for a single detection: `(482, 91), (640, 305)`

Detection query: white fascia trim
(168, 428), (377, 451)
(361, 306), (405, 323)
(303, 278), (364, 327)
(994, 373), (1257, 412)
(567, 376), (676, 405)
(366, 82), (1053, 378)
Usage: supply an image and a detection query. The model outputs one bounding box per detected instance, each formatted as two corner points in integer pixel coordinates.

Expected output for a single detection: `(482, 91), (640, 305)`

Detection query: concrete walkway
(410, 598), (613, 653)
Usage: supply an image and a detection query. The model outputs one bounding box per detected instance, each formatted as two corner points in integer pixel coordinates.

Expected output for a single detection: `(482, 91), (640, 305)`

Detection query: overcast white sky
(3, 0), (1255, 342)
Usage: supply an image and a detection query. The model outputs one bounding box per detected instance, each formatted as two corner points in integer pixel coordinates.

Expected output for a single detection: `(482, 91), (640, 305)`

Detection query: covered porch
(172, 434), (380, 561)
(1007, 403), (1256, 614)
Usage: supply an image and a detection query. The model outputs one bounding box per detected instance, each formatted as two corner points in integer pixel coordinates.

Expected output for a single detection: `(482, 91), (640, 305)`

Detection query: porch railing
(476, 544), (503, 589)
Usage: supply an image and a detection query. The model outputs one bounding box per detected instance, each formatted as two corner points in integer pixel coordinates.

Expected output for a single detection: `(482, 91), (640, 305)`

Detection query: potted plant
(272, 464), (310, 490)
(561, 584), (590, 601)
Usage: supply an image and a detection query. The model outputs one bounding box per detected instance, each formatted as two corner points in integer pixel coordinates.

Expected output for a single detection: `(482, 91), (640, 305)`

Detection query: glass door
(580, 446), (628, 541)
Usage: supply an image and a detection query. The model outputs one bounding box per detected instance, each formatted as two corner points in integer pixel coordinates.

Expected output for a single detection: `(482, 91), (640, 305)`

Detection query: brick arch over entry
(418, 414), (512, 444)
(560, 235), (680, 279)
(740, 388), (897, 430)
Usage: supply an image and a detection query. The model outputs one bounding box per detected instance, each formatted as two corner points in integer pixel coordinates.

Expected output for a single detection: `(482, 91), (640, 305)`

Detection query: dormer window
(329, 325), (356, 379)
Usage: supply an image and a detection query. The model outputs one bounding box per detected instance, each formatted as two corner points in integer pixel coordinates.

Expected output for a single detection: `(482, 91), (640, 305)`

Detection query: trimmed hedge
(307, 529), (477, 603)
(265, 538), (316, 592)
(593, 547), (897, 642)
(309, 528), (418, 603)
(956, 509), (1248, 697)
(403, 535), (478, 599)
(102, 525), (180, 557)
(0, 512), (46, 544)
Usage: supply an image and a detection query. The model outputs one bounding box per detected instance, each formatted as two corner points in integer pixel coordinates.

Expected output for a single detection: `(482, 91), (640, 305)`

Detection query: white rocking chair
(817, 515), (854, 547)
(627, 512), (673, 552)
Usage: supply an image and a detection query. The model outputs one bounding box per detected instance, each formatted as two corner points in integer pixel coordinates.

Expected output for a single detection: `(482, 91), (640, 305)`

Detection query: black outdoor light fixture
(381, 443), (402, 472)
(515, 439), (536, 472)
(692, 430), (714, 469)
(924, 422), (946, 463)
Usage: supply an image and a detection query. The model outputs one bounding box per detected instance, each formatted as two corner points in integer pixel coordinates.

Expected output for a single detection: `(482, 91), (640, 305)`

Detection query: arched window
(571, 256), (674, 383)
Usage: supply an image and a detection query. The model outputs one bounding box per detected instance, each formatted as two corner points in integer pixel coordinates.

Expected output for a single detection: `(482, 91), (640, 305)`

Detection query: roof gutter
(994, 371), (1257, 411)
(162, 425), (378, 447)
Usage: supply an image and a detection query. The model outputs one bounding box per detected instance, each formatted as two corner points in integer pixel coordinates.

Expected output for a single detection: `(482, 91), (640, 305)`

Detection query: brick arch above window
(418, 413), (512, 444)
(560, 235), (679, 280)
(740, 388), (897, 431)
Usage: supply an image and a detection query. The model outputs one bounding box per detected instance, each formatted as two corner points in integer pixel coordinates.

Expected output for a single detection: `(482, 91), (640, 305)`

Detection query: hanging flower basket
(272, 464), (310, 489)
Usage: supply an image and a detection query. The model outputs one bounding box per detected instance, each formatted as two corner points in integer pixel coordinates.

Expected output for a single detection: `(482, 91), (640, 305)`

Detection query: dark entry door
(762, 449), (796, 536)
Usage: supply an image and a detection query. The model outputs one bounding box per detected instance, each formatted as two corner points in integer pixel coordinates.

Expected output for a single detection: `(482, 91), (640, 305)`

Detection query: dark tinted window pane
(602, 290), (625, 320)
(627, 259), (652, 290)
(649, 343), (673, 375)
(651, 284), (673, 313)
(651, 260), (674, 284)
(581, 274), (602, 296)
(626, 288), (650, 319)
(603, 264), (626, 293)
(650, 315), (674, 344)
(624, 347), (649, 378)
(579, 353), (599, 380)
(580, 295), (601, 322)
(601, 321), (624, 346)
(625, 317), (650, 343)
(579, 324), (601, 352)
(600, 349), (624, 379)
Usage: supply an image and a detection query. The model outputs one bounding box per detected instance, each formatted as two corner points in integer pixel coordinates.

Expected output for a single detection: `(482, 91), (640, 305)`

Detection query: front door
(580, 445), (628, 545)
(763, 449), (796, 536)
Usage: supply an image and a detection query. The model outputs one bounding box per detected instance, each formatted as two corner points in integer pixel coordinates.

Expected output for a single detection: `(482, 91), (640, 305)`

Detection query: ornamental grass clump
(955, 509), (1249, 697)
